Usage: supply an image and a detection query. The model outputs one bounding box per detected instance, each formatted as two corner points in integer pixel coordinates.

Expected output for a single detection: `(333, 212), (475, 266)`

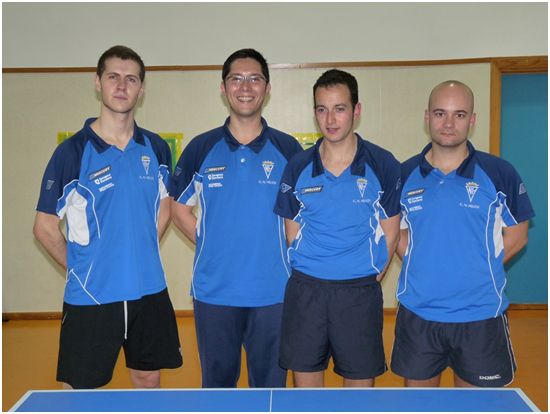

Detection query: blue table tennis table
(9, 387), (540, 412)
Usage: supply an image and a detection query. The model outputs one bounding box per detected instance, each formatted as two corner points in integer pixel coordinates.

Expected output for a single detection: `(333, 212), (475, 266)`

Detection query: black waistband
(291, 269), (378, 286)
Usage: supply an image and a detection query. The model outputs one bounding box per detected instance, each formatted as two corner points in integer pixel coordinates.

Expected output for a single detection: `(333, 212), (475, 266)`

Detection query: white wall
(2, 3), (547, 68)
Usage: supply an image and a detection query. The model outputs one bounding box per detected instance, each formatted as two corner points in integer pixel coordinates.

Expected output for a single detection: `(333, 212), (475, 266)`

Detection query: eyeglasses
(225, 74), (267, 86)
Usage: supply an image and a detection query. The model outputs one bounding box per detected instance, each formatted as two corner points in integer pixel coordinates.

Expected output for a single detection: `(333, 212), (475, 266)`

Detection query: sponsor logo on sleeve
(519, 182), (527, 195)
(46, 180), (55, 190)
(280, 183), (292, 193)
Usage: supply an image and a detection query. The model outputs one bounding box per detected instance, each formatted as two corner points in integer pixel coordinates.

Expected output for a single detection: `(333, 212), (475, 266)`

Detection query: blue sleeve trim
(169, 127), (224, 201)
(362, 141), (402, 217)
(401, 153), (423, 186)
(143, 129), (172, 170)
(36, 132), (86, 215)
(267, 128), (304, 162)
(476, 151), (535, 223)
(274, 148), (314, 219)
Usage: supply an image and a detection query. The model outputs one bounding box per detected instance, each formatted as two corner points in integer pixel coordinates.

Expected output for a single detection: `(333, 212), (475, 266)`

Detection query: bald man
(390, 81), (534, 388)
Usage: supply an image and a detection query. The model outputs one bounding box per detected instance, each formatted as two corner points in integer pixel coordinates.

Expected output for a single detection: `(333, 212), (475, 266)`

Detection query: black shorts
(57, 288), (183, 389)
(280, 270), (387, 380)
(391, 305), (516, 387)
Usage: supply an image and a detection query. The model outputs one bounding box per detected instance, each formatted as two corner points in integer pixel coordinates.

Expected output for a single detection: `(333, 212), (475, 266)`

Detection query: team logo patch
(262, 161), (275, 179)
(301, 186), (323, 194)
(356, 178), (368, 198)
(141, 155), (151, 175)
(519, 182), (527, 195)
(204, 166), (226, 173)
(88, 165), (111, 181)
(465, 181), (479, 202)
(280, 183), (292, 193)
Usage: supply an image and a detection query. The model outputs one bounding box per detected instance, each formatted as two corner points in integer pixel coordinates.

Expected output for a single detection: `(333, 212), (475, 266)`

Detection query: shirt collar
(419, 140), (477, 178)
(311, 133), (367, 177)
(84, 117), (145, 153)
(222, 117), (269, 153)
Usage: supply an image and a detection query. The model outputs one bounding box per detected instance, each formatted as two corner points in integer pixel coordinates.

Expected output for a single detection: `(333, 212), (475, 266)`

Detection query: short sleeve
(273, 163), (301, 220)
(378, 153), (402, 219)
(36, 139), (83, 216)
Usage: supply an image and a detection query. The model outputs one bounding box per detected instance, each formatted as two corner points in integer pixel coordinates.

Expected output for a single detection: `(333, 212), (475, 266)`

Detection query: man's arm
(33, 211), (67, 269)
(396, 228), (409, 260)
(157, 197), (171, 240)
(377, 214), (401, 281)
(284, 218), (301, 247)
(503, 221), (529, 263)
(170, 199), (197, 244)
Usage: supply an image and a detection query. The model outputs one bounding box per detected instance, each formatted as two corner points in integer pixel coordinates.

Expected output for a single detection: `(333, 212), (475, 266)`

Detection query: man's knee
(129, 369), (160, 388)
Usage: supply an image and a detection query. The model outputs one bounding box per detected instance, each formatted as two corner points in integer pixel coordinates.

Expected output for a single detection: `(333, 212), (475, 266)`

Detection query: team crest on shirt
(262, 161), (275, 179)
(465, 181), (479, 202)
(141, 155), (151, 175)
(356, 178), (368, 198)
(258, 161), (276, 185)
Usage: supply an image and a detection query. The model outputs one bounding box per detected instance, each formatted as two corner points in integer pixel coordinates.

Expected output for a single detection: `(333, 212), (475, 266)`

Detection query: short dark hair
(222, 49), (270, 83)
(96, 45), (145, 82)
(313, 69), (358, 108)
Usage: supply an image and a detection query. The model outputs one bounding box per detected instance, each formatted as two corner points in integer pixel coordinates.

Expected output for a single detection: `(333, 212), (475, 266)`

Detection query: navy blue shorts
(280, 270), (387, 380)
(391, 305), (516, 387)
(57, 288), (183, 389)
(193, 300), (287, 388)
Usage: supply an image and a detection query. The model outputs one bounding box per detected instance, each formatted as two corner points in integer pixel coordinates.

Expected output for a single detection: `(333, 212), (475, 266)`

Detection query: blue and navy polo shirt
(170, 117), (303, 307)
(36, 118), (172, 306)
(274, 135), (401, 280)
(397, 141), (535, 323)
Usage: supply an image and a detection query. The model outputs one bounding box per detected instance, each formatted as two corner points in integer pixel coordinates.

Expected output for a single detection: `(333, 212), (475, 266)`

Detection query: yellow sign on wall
(291, 132), (322, 149)
(57, 131), (184, 170)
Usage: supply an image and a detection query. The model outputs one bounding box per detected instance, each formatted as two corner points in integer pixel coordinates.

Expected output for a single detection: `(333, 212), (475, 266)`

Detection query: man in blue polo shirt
(274, 69), (401, 387)
(170, 49), (302, 388)
(391, 80), (534, 387)
(33, 45), (182, 389)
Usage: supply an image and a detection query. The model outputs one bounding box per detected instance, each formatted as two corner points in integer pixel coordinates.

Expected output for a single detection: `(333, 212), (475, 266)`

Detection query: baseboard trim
(3, 305), (545, 321)
(508, 304), (548, 311)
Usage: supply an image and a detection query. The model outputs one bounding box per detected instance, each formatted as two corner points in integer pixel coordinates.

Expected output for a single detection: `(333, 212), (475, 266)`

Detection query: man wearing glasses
(170, 49), (302, 388)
